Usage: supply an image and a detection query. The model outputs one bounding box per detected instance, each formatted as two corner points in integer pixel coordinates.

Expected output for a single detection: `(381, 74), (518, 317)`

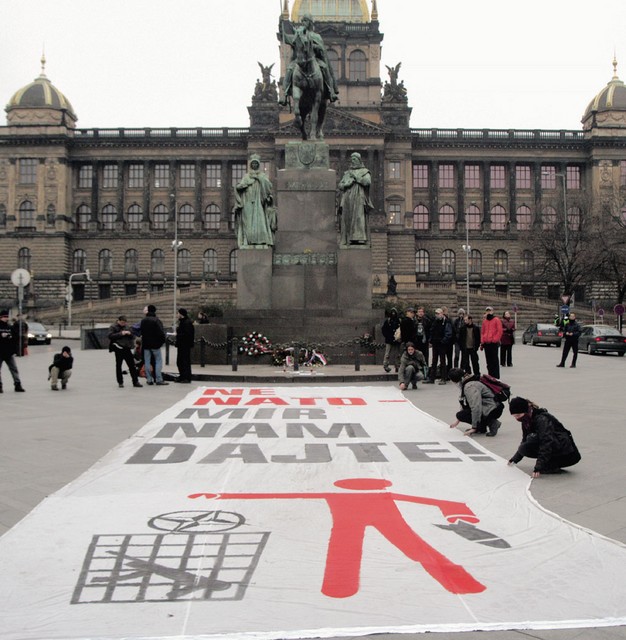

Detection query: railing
(410, 128), (586, 142)
(74, 127), (249, 140)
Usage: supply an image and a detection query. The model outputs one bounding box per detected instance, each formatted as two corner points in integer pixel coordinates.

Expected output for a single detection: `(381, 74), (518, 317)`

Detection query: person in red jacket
(480, 306), (503, 378)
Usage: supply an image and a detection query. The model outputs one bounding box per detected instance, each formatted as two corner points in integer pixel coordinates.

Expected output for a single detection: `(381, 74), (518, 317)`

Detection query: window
(388, 161), (401, 180)
(438, 164), (455, 189)
(73, 284), (85, 302)
(18, 247), (31, 271)
(412, 163), (429, 189)
(566, 166), (581, 190)
(490, 205), (507, 231)
(76, 204), (91, 230)
(412, 205), (429, 230)
(204, 204), (221, 230)
(125, 284), (137, 296)
(568, 206), (581, 231)
(439, 204), (455, 230)
(124, 249), (138, 274)
(151, 249), (164, 274)
(348, 50), (366, 81)
(99, 284), (111, 299)
(177, 248), (191, 274)
(179, 163), (195, 188)
(73, 249), (87, 273)
(542, 206), (556, 230)
(99, 249), (112, 274)
(19, 200), (35, 227)
(0, 204), (7, 226)
(415, 249), (430, 274)
(101, 204), (117, 230)
(153, 204), (169, 229)
(516, 205), (532, 231)
(78, 165), (93, 189)
(464, 165), (480, 189)
(206, 163), (222, 188)
(102, 164), (119, 189)
(469, 249), (482, 275)
(154, 163), (170, 189)
(229, 249), (238, 275)
(516, 165), (531, 190)
(327, 49), (340, 80)
(387, 203), (402, 225)
(441, 249), (456, 275)
(621, 161), (626, 187)
(541, 165), (556, 190)
(521, 250), (534, 273)
(203, 248), (217, 275)
(465, 204), (481, 230)
(19, 159), (37, 184)
(178, 204), (195, 230)
(494, 249), (508, 274)
(490, 165), (506, 190)
(128, 164), (144, 189)
(127, 204), (142, 230)
(231, 163), (246, 186)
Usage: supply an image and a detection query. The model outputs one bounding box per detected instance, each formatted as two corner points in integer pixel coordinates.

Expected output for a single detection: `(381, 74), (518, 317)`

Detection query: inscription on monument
(273, 252), (337, 266)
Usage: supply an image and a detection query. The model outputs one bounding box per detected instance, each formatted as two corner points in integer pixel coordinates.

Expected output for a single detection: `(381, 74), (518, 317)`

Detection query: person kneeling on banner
(448, 367), (504, 437)
(398, 342), (427, 390)
(507, 396), (581, 478)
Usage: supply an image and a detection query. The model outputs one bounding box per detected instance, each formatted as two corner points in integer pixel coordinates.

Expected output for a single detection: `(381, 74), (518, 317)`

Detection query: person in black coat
(557, 312), (582, 368)
(140, 304), (168, 386)
(424, 308), (452, 384)
(175, 308), (195, 383)
(381, 307), (401, 373)
(49, 345), (73, 390)
(458, 315), (481, 375)
(109, 315), (143, 388)
(0, 309), (25, 392)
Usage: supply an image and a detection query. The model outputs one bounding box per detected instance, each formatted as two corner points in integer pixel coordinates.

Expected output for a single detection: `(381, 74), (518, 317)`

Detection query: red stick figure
(189, 478), (485, 597)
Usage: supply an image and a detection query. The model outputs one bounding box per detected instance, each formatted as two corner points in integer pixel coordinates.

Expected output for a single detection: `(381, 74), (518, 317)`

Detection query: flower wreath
(239, 331), (272, 357)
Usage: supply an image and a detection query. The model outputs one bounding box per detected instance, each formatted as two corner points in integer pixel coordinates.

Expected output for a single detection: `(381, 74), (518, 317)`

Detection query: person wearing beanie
(175, 308), (195, 383)
(49, 345), (74, 390)
(140, 305), (168, 386)
(0, 309), (25, 392)
(508, 396), (581, 478)
(397, 341), (426, 390)
(424, 308), (452, 385)
(108, 315), (143, 388)
(500, 310), (516, 368)
(381, 307), (401, 373)
(448, 367), (503, 437)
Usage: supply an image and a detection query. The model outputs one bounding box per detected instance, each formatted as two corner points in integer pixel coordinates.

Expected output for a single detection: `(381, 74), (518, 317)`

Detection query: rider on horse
(279, 14), (339, 106)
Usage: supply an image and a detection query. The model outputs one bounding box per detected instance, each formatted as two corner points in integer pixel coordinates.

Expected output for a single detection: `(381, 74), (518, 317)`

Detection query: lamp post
(171, 193), (183, 331)
(462, 207), (473, 315)
(67, 269), (91, 327)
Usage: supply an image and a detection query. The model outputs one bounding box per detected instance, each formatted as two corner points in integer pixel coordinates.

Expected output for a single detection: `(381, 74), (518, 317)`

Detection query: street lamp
(170, 193), (182, 330)
(462, 203), (476, 315)
(67, 269), (91, 327)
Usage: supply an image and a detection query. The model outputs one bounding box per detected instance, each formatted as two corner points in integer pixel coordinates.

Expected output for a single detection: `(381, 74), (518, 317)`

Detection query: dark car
(522, 323), (562, 347)
(579, 325), (626, 356)
(27, 321), (52, 345)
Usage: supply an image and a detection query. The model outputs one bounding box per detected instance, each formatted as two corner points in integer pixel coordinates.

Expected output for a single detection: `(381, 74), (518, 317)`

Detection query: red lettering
(200, 388), (244, 396)
(193, 397), (242, 406)
(245, 397), (289, 406)
(328, 397), (366, 406)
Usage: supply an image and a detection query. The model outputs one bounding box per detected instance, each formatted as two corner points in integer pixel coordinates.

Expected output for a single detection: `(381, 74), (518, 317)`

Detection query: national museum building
(2, 0), (626, 312)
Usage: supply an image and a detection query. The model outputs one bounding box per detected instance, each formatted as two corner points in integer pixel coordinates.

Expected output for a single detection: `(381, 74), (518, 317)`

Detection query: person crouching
(49, 345), (73, 390)
(398, 342), (427, 390)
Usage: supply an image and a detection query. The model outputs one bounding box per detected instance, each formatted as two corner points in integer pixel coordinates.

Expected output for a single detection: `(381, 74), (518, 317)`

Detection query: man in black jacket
(175, 308), (195, 383)
(424, 308), (452, 385)
(108, 315), (142, 389)
(49, 345), (73, 390)
(140, 304), (169, 386)
(0, 309), (25, 392)
(556, 312), (582, 368)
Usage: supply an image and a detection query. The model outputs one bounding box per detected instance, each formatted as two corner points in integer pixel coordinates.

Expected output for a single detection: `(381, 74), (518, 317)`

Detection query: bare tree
(594, 202), (626, 304)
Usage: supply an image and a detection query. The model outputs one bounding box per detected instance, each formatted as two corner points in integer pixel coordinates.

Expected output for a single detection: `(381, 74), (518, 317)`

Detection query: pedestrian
(424, 308), (452, 385)
(108, 315), (143, 388)
(556, 311), (581, 368)
(381, 307), (401, 373)
(507, 396), (581, 477)
(0, 309), (25, 392)
(500, 310), (516, 367)
(197, 311), (210, 324)
(399, 307), (418, 349)
(458, 315), (481, 375)
(139, 304), (169, 386)
(49, 345), (73, 390)
(175, 308), (195, 383)
(452, 308), (465, 368)
(415, 306), (431, 368)
(448, 367), (503, 437)
(442, 306), (454, 372)
(14, 315), (28, 356)
(398, 342), (427, 390)
(480, 306), (503, 379)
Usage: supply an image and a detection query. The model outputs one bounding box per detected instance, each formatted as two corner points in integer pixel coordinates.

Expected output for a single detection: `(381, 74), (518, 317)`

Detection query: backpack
(479, 374), (511, 403)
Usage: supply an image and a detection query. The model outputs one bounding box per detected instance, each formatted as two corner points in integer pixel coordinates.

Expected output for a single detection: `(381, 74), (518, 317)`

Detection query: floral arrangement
(272, 346), (328, 368)
(238, 332), (272, 357)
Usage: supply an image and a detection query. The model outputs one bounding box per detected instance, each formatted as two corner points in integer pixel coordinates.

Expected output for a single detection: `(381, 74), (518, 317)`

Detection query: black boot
(14, 384), (25, 392)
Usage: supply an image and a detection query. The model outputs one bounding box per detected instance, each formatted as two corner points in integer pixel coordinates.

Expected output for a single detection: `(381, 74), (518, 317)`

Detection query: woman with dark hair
(508, 397), (581, 478)
(500, 310), (516, 367)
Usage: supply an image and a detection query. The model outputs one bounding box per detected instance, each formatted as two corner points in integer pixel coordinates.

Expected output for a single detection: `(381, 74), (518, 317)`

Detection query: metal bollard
(354, 345), (361, 371)
(165, 341), (170, 365)
(231, 338), (239, 371)
(293, 346), (300, 372)
(200, 338), (206, 368)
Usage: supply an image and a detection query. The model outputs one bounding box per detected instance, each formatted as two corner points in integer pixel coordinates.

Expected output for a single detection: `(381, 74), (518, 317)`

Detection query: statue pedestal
(237, 249), (273, 309)
(338, 248), (372, 313)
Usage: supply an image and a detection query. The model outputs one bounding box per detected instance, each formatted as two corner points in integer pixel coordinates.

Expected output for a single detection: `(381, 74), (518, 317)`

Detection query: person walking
(49, 345), (73, 390)
(108, 315), (142, 389)
(424, 308), (452, 385)
(175, 308), (195, 383)
(507, 396), (581, 477)
(556, 312), (581, 368)
(480, 306), (503, 379)
(0, 309), (25, 392)
(414, 307), (431, 368)
(458, 315), (481, 375)
(452, 308), (466, 368)
(381, 307), (401, 373)
(500, 310), (516, 367)
(398, 342), (427, 390)
(140, 305), (169, 386)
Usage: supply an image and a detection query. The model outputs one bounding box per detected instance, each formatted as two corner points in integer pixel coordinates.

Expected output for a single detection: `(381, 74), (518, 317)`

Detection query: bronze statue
(338, 152), (373, 246)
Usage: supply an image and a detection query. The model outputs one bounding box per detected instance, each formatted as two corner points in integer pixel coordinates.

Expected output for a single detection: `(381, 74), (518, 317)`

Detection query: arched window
(442, 249), (456, 275)
(204, 204), (221, 231)
(203, 248), (217, 275)
(153, 204), (169, 230)
(412, 205), (429, 230)
(494, 249), (508, 274)
(439, 204), (455, 230)
(98, 249), (112, 274)
(127, 204), (142, 230)
(516, 205), (532, 231)
(490, 205), (507, 231)
(327, 49), (340, 80)
(177, 248), (191, 274)
(76, 204), (91, 230)
(469, 249), (482, 275)
(102, 204), (117, 230)
(568, 206), (581, 231)
(542, 206), (556, 230)
(151, 248), (164, 274)
(46, 204), (56, 224)
(521, 249), (534, 273)
(73, 249), (87, 273)
(348, 50), (367, 81)
(465, 204), (481, 230)
(19, 200), (35, 227)
(18, 247), (31, 271)
(229, 249), (238, 275)
(178, 204), (194, 230)
(124, 249), (138, 274)
(415, 249), (430, 274)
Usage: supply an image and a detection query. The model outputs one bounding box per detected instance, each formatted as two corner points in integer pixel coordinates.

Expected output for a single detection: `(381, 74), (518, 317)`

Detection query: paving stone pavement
(1, 338), (625, 640)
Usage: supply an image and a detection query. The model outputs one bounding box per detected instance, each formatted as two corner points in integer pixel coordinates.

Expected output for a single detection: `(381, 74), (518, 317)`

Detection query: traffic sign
(11, 268), (31, 287)
(512, 303), (518, 313)
(561, 295), (570, 304)
(560, 305), (570, 315)
(614, 304), (625, 316)
(598, 307), (605, 317)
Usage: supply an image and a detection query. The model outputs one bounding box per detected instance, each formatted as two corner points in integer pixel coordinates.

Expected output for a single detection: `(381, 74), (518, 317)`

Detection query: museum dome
(290, 0), (374, 22)
(582, 57), (626, 131)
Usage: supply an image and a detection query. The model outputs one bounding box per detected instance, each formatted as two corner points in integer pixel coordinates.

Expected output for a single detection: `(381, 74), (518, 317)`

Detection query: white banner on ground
(2, 386), (626, 639)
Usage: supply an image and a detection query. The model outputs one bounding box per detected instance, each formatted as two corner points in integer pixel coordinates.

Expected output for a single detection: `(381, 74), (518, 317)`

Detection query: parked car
(27, 322), (52, 345)
(522, 323), (562, 347)
(579, 325), (626, 356)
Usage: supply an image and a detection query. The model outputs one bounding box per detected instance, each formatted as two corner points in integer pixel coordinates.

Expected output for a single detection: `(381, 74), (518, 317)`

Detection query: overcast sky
(2, 0), (626, 131)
